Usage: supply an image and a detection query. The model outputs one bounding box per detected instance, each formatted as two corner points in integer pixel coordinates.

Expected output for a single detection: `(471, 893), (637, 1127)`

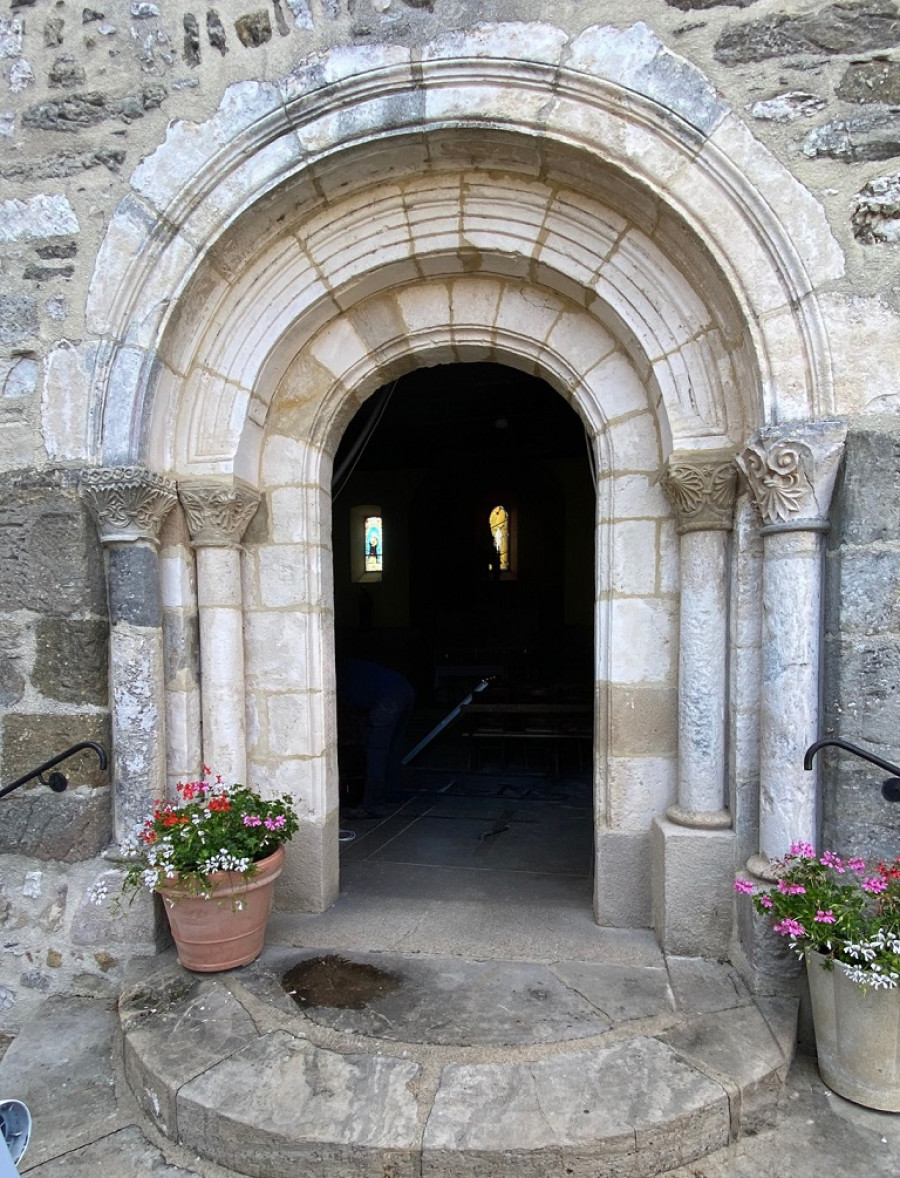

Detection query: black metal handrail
(0, 742), (108, 801)
(804, 738), (900, 802)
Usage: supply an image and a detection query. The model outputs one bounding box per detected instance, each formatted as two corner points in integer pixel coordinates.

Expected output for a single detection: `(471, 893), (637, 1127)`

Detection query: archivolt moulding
(77, 21), (842, 471)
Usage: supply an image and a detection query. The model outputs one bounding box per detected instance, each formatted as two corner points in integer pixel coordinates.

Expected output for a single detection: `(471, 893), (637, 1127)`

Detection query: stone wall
(5, 0), (900, 369)
(0, 467), (110, 865)
(824, 420), (900, 860)
(0, 468), (142, 1030)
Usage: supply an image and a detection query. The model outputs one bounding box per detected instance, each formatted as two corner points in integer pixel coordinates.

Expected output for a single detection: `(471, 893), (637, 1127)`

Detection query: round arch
(79, 22), (846, 930)
(80, 22), (843, 473)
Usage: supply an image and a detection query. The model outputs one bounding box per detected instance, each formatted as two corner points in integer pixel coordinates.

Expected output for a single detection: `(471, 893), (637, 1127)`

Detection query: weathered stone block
(830, 548), (900, 634)
(824, 635), (900, 741)
(594, 829), (651, 927)
(35, 241), (76, 258)
(0, 294), (37, 343)
(820, 759), (900, 861)
(0, 484), (106, 616)
(0, 632), (26, 707)
(0, 148), (124, 179)
(207, 9), (227, 53)
(715, 1), (900, 65)
(830, 424), (900, 544)
(22, 87), (166, 132)
(838, 58), (900, 104)
(107, 544), (161, 628)
(1, 356), (37, 401)
(48, 56), (86, 88)
(804, 111), (900, 163)
(651, 819), (736, 958)
(749, 91), (825, 122)
(667, 0), (756, 7)
(234, 11), (271, 48)
(43, 17), (64, 46)
(609, 685), (677, 756)
(162, 608), (198, 688)
(1, 711), (110, 787)
(71, 868), (161, 946)
(853, 172), (900, 242)
(23, 263), (74, 282)
(0, 16), (24, 56)
(33, 617), (108, 705)
(734, 889), (805, 993)
(0, 194), (79, 243)
(0, 784), (111, 860)
(183, 13), (200, 65)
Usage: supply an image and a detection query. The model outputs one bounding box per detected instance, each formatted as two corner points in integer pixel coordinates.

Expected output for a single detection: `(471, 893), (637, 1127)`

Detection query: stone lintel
(81, 466), (177, 545)
(661, 451), (737, 534)
(737, 421), (848, 531)
(178, 478), (261, 547)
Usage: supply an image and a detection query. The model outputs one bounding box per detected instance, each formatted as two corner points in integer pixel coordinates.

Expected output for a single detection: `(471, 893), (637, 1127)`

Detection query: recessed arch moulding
(78, 23), (844, 923)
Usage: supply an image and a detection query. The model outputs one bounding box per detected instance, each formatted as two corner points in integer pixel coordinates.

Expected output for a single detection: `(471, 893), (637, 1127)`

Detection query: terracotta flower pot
(156, 846), (284, 972)
(806, 949), (900, 1112)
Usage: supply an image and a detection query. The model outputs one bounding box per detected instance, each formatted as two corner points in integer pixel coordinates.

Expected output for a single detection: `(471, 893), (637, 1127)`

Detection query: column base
(666, 804), (732, 830)
(746, 852), (779, 882)
(733, 888), (804, 994)
(651, 817), (736, 958)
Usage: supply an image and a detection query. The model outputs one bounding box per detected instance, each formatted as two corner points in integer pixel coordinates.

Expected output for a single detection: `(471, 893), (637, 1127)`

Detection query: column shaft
(196, 545), (247, 783)
(81, 467), (177, 842)
(758, 528), (824, 858)
(662, 453), (736, 828)
(179, 478), (260, 789)
(738, 422), (846, 878)
(675, 529), (730, 818)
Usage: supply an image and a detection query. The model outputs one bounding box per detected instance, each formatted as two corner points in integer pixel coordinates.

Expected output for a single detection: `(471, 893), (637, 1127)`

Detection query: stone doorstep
(119, 950), (798, 1178)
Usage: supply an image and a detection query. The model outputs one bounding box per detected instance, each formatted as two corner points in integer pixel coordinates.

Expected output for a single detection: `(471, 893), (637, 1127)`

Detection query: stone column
(662, 453), (737, 827)
(737, 422), (847, 878)
(178, 479), (260, 785)
(652, 452), (737, 957)
(81, 467), (177, 842)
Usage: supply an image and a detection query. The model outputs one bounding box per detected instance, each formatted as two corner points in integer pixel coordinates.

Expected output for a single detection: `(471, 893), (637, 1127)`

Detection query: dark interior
(332, 362), (596, 878)
(333, 362), (595, 696)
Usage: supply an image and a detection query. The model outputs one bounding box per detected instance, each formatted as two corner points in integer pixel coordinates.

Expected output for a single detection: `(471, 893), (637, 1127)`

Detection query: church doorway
(331, 363), (595, 899)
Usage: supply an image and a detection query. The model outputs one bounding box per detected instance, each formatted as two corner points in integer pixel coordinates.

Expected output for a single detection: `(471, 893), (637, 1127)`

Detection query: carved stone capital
(737, 421), (847, 532)
(661, 451), (737, 534)
(81, 467), (177, 544)
(178, 479), (261, 547)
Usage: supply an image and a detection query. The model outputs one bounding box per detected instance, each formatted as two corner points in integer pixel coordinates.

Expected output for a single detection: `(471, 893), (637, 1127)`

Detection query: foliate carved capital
(661, 452), (738, 534)
(81, 467), (177, 544)
(178, 479), (261, 547)
(737, 422), (847, 531)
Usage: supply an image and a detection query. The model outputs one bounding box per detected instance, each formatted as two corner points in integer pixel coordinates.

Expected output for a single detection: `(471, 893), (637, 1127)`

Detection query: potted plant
(735, 843), (900, 1111)
(115, 770), (299, 972)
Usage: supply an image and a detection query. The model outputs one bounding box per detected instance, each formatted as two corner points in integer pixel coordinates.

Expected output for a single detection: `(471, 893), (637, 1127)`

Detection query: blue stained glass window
(364, 515), (383, 573)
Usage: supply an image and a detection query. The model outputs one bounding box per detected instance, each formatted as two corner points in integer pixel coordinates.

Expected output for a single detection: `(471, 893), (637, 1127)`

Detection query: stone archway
(77, 23), (847, 955)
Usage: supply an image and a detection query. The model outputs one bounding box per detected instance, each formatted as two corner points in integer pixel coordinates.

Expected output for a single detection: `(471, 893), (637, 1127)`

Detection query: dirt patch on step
(282, 955), (402, 1010)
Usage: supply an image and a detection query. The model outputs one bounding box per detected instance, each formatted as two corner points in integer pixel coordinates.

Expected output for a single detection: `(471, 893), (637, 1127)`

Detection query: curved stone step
(120, 949), (797, 1178)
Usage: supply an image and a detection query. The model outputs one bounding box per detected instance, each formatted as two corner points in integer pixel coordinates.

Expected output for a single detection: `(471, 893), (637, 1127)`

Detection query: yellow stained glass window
(489, 505), (510, 572)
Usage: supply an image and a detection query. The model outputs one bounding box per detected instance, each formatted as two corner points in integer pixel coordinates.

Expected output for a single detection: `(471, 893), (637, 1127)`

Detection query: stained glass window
(364, 515), (383, 573)
(350, 505), (383, 582)
(489, 505), (510, 572)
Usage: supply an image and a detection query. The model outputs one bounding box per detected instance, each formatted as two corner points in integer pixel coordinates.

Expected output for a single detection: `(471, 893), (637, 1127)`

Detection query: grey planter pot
(806, 950), (900, 1112)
